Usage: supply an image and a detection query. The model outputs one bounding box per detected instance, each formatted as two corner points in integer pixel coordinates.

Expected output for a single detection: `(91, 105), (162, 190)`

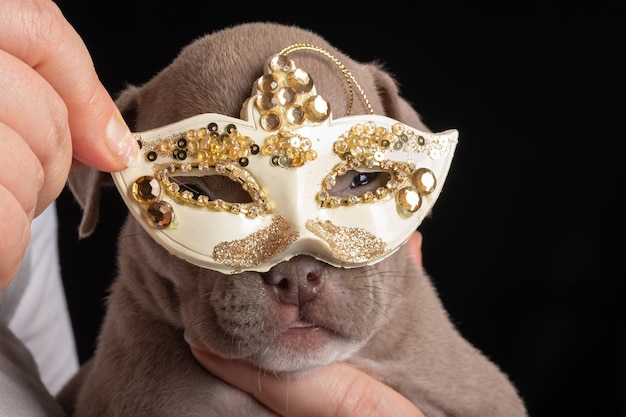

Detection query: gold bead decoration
(132, 176), (160, 204)
(261, 130), (316, 168)
(396, 186), (421, 216)
(253, 53), (334, 167)
(257, 74), (279, 92)
(146, 201), (175, 229)
(391, 123), (405, 135)
(285, 105), (305, 125)
(260, 111), (282, 131)
(277, 87), (296, 106)
(304, 95), (330, 122)
(287, 68), (314, 93)
(136, 122), (256, 167)
(256, 93), (278, 111)
(268, 54), (295, 72)
(413, 168), (436, 194)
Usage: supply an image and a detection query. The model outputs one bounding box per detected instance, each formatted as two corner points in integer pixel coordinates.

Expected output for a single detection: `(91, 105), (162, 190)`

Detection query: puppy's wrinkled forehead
(112, 43), (457, 274)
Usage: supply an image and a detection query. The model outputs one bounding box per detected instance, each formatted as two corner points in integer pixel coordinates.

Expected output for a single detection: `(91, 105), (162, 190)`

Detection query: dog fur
(59, 22), (527, 416)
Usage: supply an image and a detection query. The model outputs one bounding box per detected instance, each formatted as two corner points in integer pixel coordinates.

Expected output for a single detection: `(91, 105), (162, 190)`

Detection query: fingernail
(106, 109), (139, 167)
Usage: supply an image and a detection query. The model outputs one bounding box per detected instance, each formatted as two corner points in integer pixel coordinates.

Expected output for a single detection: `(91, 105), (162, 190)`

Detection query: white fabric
(0, 324), (67, 416)
(8, 203), (79, 395)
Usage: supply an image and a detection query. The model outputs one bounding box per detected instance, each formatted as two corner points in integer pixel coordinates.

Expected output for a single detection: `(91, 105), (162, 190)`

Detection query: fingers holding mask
(0, 40), (70, 284)
(0, 125), (41, 283)
(0, 0), (139, 283)
(0, 0), (139, 174)
(0, 46), (72, 217)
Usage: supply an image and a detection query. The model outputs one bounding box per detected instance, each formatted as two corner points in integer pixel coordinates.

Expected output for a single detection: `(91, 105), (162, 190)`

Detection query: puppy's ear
(67, 84), (141, 238)
(365, 64), (431, 132)
(67, 167), (108, 238)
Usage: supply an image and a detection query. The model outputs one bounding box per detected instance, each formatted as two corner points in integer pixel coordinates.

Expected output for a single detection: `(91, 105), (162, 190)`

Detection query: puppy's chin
(172, 252), (400, 375)
(186, 325), (361, 375)
(252, 328), (361, 374)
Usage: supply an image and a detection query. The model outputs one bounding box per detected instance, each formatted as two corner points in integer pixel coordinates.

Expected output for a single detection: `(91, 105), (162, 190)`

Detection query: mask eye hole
(170, 175), (253, 203)
(329, 170), (389, 198)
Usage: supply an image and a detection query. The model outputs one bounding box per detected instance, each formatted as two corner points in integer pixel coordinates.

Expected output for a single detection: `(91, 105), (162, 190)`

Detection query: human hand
(191, 349), (426, 417)
(0, 0), (139, 285)
(190, 232), (425, 417)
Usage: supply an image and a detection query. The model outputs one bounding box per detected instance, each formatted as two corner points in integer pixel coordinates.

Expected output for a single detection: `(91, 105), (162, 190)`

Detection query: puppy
(60, 22), (527, 416)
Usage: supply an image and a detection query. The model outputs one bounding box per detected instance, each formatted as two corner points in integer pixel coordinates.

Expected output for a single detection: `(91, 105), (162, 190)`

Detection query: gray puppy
(60, 22), (527, 416)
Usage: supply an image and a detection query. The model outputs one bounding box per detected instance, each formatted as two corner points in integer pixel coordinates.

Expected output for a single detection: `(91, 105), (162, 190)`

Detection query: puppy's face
(72, 23), (434, 374)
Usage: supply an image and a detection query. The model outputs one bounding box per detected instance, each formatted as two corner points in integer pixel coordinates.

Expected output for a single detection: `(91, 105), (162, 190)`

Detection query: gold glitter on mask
(212, 216), (298, 268)
(305, 219), (386, 262)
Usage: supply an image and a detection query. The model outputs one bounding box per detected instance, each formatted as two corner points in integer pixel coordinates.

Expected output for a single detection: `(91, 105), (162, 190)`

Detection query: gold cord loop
(279, 43), (374, 116)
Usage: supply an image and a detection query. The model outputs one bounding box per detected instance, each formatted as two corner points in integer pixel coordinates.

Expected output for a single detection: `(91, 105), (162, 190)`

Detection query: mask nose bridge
(269, 166), (320, 237)
(260, 158), (352, 267)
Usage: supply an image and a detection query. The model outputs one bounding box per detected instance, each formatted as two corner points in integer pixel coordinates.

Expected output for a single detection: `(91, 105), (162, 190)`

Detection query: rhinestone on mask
(132, 176), (161, 204)
(254, 53), (330, 167)
(146, 201), (175, 229)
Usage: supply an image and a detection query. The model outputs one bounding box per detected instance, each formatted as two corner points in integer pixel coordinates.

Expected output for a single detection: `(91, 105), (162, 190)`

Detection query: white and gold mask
(112, 45), (458, 274)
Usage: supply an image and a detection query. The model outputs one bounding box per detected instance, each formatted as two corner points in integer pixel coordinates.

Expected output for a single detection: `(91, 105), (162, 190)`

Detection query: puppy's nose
(262, 255), (325, 305)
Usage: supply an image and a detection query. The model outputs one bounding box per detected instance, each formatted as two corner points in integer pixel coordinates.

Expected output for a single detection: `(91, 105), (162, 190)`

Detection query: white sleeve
(8, 203), (79, 395)
(0, 323), (68, 417)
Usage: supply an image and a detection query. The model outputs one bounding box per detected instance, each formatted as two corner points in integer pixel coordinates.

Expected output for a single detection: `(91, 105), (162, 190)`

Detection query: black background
(53, 1), (624, 416)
